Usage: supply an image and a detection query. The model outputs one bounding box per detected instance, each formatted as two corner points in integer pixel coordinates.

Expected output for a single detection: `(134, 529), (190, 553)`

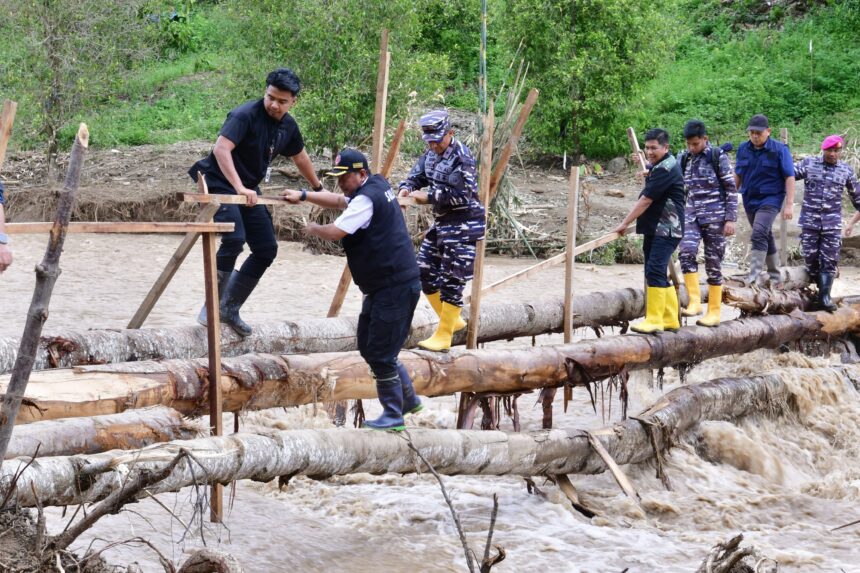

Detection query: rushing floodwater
(3, 234), (860, 572)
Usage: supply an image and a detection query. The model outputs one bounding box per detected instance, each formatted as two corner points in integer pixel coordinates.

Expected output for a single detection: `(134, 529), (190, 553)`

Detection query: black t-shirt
(636, 152), (686, 238)
(188, 99), (304, 192)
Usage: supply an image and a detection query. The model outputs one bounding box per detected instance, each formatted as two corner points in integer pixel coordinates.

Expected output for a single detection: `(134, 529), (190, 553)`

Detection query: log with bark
(0, 267), (814, 375)
(2, 303), (857, 424)
(3, 364), (857, 508)
(5, 406), (199, 459)
(722, 283), (814, 314)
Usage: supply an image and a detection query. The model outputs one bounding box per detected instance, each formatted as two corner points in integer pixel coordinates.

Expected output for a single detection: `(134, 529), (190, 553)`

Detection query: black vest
(342, 175), (420, 294)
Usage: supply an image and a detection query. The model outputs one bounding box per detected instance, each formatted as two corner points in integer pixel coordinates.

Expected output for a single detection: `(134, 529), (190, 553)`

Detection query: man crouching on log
(283, 149), (423, 431)
(614, 128), (686, 334)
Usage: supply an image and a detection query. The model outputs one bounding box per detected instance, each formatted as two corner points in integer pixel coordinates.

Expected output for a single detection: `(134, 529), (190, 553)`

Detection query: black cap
(325, 148), (369, 177)
(747, 114), (769, 131)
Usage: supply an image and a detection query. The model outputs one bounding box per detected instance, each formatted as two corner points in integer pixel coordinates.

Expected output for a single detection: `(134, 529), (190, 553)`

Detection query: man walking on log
(283, 149), (422, 431)
(734, 114), (795, 287)
(676, 120), (737, 327)
(794, 135), (860, 311)
(397, 110), (485, 352)
(614, 128), (686, 334)
(188, 67), (324, 336)
(0, 180), (11, 273)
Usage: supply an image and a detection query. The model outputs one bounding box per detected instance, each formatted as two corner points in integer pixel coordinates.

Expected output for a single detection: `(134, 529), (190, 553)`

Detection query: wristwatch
(0, 233), (8, 245)
(299, 190), (308, 201)
(312, 183), (324, 192)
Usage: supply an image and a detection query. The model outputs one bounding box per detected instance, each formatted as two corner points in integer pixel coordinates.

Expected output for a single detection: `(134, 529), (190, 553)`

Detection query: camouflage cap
(419, 110), (450, 142)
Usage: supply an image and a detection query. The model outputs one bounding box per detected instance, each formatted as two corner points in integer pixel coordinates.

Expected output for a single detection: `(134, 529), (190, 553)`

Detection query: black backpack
(678, 142), (733, 202)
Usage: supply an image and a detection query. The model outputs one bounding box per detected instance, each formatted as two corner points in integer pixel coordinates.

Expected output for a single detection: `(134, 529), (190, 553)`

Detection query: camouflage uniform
(677, 146), (738, 285)
(794, 156), (860, 276)
(399, 137), (485, 307)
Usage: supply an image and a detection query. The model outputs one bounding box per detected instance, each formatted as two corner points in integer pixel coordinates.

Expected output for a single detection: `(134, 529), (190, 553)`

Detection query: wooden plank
(127, 203), (220, 329)
(464, 223), (634, 302)
(586, 431), (641, 505)
(370, 30), (390, 173)
(466, 105), (494, 349)
(6, 222), (234, 234)
(0, 100), (18, 173)
(554, 474), (597, 518)
(779, 127), (789, 266)
(381, 119), (406, 179)
(563, 166), (580, 344)
(183, 192), (418, 208)
(488, 88), (539, 201)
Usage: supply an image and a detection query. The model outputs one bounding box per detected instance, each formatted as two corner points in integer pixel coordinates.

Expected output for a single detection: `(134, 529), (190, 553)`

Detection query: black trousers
(213, 200), (279, 279)
(643, 234), (681, 287)
(357, 279), (421, 379)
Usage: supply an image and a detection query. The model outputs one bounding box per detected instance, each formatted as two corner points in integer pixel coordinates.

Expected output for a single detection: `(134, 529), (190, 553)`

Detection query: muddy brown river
(2, 234), (860, 572)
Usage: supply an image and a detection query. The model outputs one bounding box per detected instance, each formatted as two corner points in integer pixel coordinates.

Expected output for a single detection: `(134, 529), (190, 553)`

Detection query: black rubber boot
(197, 270), (230, 327)
(219, 271), (259, 337)
(397, 361), (423, 415)
(818, 273), (838, 312)
(363, 372), (405, 431)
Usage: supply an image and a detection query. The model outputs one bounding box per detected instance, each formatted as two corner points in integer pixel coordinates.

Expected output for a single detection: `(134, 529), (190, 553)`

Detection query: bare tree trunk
(3, 364), (856, 508)
(5, 406), (199, 459)
(0, 125), (89, 464)
(0, 268), (813, 374)
(3, 303), (857, 424)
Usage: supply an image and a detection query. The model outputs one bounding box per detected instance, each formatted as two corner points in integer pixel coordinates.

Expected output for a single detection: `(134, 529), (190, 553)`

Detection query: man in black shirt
(189, 68), (324, 336)
(614, 128), (686, 334)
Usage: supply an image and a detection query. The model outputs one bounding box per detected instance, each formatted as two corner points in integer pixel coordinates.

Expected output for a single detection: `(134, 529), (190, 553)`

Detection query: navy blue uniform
(189, 99), (305, 279)
(399, 138), (485, 306)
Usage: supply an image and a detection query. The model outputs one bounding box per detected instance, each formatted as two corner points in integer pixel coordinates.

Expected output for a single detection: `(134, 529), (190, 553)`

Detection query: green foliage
(626, 0), (860, 154)
(577, 234), (644, 265)
(495, 0), (675, 158)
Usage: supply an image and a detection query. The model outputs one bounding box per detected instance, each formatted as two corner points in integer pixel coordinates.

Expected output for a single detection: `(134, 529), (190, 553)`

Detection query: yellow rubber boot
(425, 291), (466, 332)
(697, 285), (722, 327)
(663, 286), (681, 332)
(418, 302), (461, 351)
(631, 287), (665, 334)
(682, 272), (702, 316)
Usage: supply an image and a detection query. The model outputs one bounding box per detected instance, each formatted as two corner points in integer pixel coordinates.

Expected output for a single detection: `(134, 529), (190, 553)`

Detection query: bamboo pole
(779, 127), (789, 266)
(127, 202), (221, 329)
(463, 224), (634, 303)
(199, 175), (223, 522)
(466, 105), (494, 349)
(0, 100), (17, 173)
(488, 88), (539, 201)
(0, 124), (89, 466)
(5, 222), (233, 234)
(327, 30), (392, 319)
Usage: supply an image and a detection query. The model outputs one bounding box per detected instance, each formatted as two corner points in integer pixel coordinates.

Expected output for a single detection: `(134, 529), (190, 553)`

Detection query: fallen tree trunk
(2, 303), (856, 423)
(5, 406), (199, 459)
(0, 268), (813, 374)
(0, 288), (646, 374)
(3, 364), (857, 508)
(722, 284), (814, 314)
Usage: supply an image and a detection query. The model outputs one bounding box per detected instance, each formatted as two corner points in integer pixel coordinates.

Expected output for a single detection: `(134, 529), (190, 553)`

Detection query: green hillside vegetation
(0, 0), (857, 162)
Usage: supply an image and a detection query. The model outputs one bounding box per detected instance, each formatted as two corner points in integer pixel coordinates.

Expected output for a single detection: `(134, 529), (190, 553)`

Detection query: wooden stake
(553, 474), (597, 518)
(381, 119), (406, 179)
(466, 105), (494, 350)
(0, 124), (88, 465)
(488, 88), (539, 201)
(779, 127), (789, 266)
(0, 100), (17, 173)
(586, 430), (641, 505)
(127, 202), (220, 329)
(563, 166), (580, 344)
(198, 174), (224, 523)
(327, 32), (394, 319)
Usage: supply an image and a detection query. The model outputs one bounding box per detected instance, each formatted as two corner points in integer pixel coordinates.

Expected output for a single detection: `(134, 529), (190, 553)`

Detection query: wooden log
(127, 202), (221, 329)
(0, 275), (815, 375)
(3, 303), (858, 423)
(5, 222), (234, 234)
(4, 364), (857, 508)
(0, 124), (89, 464)
(722, 283), (814, 314)
(5, 406), (199, 459)
(0, 288), (647, 375)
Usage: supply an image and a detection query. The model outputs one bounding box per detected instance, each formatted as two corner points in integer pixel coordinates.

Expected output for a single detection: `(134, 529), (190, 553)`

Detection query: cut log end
(76, 123), (89, 148)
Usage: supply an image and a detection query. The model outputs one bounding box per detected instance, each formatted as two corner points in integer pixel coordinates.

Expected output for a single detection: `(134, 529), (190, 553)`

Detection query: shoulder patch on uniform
(656, 154), (677, 171)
